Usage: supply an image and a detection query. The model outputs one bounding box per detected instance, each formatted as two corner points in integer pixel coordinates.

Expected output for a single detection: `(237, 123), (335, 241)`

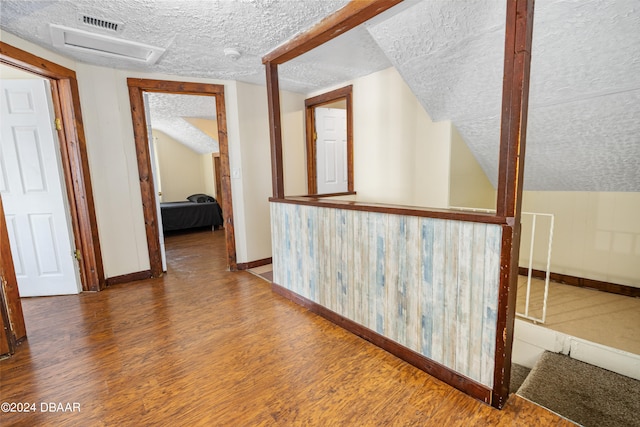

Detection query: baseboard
(518, 267), (639, 298)
(237, 257), (272, 270)
(105, 270), (152, 286)
(271, 282), (494, 406)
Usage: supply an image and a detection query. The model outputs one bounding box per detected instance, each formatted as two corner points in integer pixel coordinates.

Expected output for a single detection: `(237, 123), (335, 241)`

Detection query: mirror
(304, 85), (353, 195)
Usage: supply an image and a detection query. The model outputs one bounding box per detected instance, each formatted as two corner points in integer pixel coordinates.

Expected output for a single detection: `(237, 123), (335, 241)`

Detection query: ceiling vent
(78, 14), (124, 33)
(49, 24), (165, 64)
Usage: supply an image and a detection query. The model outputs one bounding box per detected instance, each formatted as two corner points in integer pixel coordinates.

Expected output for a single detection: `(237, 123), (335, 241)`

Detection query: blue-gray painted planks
(270, 202), (501, 388)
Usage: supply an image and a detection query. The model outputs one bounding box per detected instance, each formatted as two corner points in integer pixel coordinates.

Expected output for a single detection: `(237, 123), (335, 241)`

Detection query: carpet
(510, 363), (531, 394)
(517, 351), (640, 427)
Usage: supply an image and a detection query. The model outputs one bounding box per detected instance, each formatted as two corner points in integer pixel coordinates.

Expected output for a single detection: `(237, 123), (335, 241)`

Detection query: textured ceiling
(368, 0), (640, 191)
(146, 93), (218, 154)
(1, 0), (638, 191)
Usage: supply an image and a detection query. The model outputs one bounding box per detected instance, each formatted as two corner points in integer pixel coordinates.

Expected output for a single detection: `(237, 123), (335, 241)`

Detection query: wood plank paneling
(271, 202), (502, 390)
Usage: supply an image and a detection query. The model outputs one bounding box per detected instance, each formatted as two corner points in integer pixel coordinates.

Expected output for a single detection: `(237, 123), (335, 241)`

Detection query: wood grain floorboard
(0, 229), (574, 426)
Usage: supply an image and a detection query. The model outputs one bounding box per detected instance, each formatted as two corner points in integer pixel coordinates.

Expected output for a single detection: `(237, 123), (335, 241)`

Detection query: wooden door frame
(212, 153), (223, 211)
(304, 85), (354, 195)
(127, 79), (237, 274)
(0, 42), (105, 292)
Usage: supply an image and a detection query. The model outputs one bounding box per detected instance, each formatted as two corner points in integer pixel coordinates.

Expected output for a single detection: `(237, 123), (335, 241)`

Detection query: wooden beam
(496, 0), (535, 219)
(214, 91), (238, 271)
(493, 0), (535, 409)
(262, 0), (403, 65)
(266, 62), (285, 198)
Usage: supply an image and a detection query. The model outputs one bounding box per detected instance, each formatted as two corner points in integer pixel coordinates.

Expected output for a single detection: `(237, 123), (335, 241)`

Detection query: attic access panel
(50, 24), (165, 64)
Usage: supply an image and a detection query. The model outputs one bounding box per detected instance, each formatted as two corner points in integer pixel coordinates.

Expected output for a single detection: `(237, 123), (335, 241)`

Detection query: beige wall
(233, 82), (305, 262)
(522, 192), (640, 288)
(449, 124), (496, 209)
(183, 117), (218, 140)
(308, 68), (494, 211)
(310, 67), (453, 209)
(152, 130), (212, 202)
(202, 155), (216, 199)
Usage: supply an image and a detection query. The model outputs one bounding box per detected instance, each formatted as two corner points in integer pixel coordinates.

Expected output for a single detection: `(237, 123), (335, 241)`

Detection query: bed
(160, 194), (223, 232)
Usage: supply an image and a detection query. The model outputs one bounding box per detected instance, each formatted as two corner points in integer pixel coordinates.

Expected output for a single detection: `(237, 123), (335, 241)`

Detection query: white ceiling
(1, 0), (638, 192)
(146, 93), (218, 153)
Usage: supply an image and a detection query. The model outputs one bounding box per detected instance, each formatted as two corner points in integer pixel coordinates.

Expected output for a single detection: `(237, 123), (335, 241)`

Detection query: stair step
(516, 351), (640, 427)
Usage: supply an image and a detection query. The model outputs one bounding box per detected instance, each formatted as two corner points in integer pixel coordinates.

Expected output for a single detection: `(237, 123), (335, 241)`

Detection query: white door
(0, 79), (81, 296)
(315, 107), (347, 194)
(143, 93), (167, 271)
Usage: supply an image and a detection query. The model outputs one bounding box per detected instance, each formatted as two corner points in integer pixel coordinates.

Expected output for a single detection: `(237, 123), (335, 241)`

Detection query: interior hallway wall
(522, 191), (640, 288)
(152, 130), (211, 202)
(234, 81), (306, 263)
(0, 30), (285, 276)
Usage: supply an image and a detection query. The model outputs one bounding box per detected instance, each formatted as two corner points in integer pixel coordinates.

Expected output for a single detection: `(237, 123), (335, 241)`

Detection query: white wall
(522, 191), (640, 288)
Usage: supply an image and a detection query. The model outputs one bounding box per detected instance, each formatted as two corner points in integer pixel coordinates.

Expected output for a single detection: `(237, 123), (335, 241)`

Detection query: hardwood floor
(0, 230), (575, 426)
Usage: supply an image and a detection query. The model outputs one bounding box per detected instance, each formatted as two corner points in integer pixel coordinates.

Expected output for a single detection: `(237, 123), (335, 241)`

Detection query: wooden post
(493, 0), (535, 409)
(266, 62), (285, 199)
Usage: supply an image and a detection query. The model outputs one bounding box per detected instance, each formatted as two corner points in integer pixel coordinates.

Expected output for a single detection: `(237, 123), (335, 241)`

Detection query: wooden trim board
(105, 270), (153, 287)
(518, 267), (640, 298)
(237, 258), (273, 271)
(271, 196), (506, 225)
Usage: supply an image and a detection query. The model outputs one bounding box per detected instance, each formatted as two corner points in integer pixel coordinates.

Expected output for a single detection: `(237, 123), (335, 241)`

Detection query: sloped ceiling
(146, 93), (218, 154)
(367, 0), (640, 191)
(1, 0), (638, 191)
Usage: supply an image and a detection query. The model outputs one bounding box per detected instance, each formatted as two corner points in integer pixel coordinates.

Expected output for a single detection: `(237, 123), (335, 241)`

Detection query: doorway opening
(304, 85), (354, 196)
(1, 69), (81, 296)
(0, 41), (104, 292)
(127, 79), (237, 274)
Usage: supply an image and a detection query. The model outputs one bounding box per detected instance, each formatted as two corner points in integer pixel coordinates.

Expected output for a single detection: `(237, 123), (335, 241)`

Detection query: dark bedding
(160, 201), (223, 232)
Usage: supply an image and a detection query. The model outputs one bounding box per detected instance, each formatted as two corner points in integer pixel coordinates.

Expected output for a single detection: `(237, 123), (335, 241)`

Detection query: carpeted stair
(515, 351), (640, 427)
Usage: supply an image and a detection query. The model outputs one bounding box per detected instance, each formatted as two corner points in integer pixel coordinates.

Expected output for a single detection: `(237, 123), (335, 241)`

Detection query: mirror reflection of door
(305, 85), (353, 196)
(314, 104), (347, 194)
